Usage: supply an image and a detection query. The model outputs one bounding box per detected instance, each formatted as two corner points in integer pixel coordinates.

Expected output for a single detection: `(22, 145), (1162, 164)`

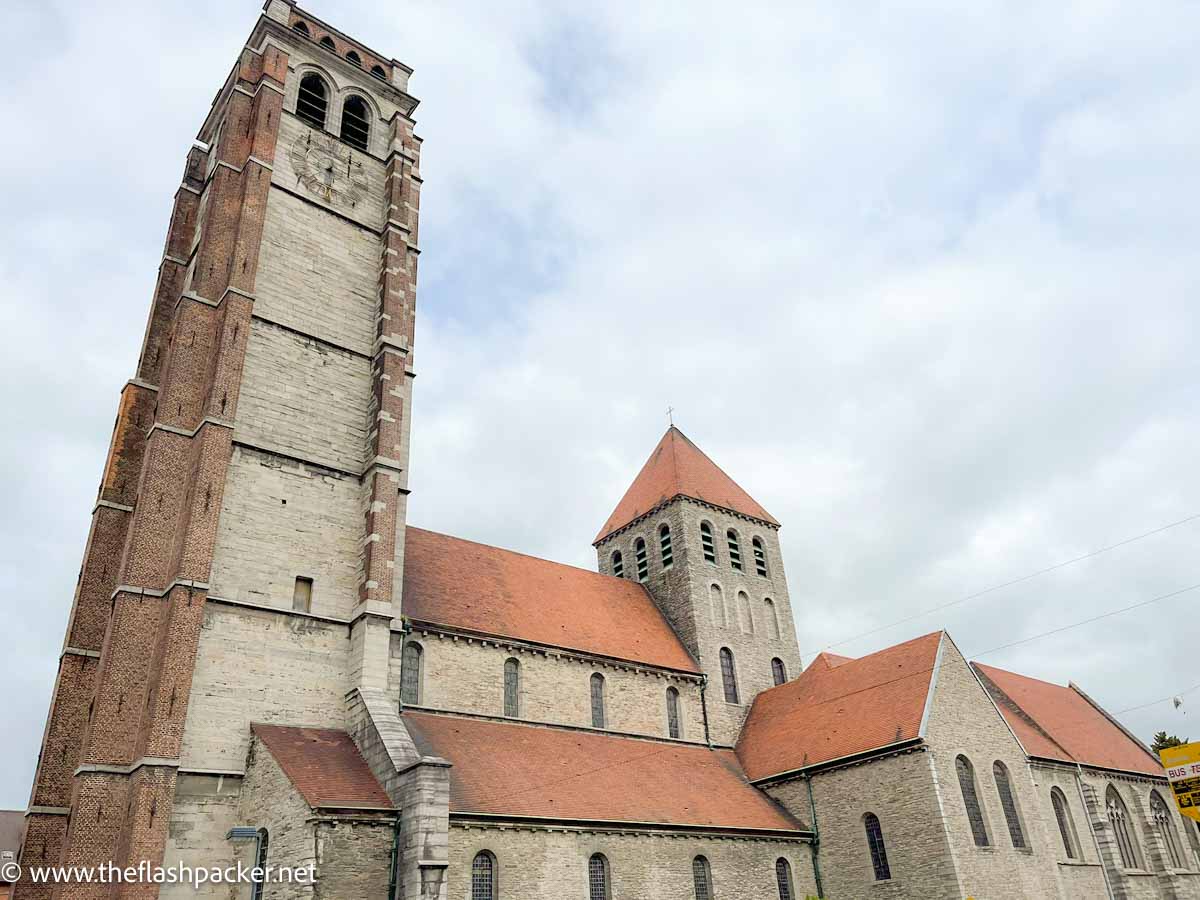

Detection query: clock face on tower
(288, 131), (368, 209)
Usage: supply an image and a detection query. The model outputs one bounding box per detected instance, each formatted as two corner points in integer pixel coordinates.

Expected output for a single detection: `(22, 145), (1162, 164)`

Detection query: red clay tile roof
(972, 663), (1163, 776)
(252, 725), (393, 810)
(595, 427), (778, 544)
(403, 527), (699, 673)
(402, 711), (802, 832)
(737, 633), (943, 781)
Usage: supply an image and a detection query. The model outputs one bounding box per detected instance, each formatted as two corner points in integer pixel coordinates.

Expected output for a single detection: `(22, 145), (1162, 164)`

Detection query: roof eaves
(448, 810), (812, 839)
(594, 493), (780, 547)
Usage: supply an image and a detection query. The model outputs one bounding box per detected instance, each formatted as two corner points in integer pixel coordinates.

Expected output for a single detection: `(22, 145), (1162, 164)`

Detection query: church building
(16, 3), (1200, 898)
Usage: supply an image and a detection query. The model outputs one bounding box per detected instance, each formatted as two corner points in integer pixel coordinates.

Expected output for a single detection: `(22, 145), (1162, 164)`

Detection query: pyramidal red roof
(972, 663), (1163, 777)
(251, 725), (393, 810)
(595, 427), (778, 543)
(403, 527), (699, 673)
(737, 632), (943, 781)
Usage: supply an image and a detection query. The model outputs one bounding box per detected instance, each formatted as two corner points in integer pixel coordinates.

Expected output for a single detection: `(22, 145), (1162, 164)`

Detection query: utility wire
(802, 511), (1200, 658)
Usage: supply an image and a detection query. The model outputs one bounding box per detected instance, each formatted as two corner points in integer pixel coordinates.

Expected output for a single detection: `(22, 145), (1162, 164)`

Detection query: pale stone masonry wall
(447, 825), (818, 900)
(1027, 761), (1111, 898)
(392, 628), (707, 742)
(235, 742), (315, 900)
(161, 774), (241, 900)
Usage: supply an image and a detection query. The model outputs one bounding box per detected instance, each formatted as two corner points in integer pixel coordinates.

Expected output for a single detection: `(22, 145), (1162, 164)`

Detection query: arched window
(719, 648), (739, 704)
(775, 858), (794, 900)
(771, 657), (787, 686)
(864, 813), (891, 881)
(666, 686), (681, 739)
(692, 855), (712, 900)
(370, 64), (388, 80)
(710, 583), (726, 627)
(738, 590), (754, 634)
(764, 597), (780, 639)
(291, 21), (310, 36)
(588, 853), (609, 900)
(400, 641), (422, 705)
(700, 522), (716, 564)
(296, 73), (328, 129)
(634, 538), (648, 582)
(753, 537), (768, 576)
(471, 851), (495, 900)
(659, 524), (674, 569)
(1152, 790), (1184, 869)
(590, 673), (606, 728)
(993, 761), (1026, 848)
(611, 551), (624, 578)
(503, 658), (520, 718)
(320, 35), (336, 50)
(346, 50), (362, 66)
(1107, 785), (1141, 870)
(340, 95), (370, 151)
(727, 530), (743, 571)
(250, 829), (269, 900)
(955, 755), (989, 846)
(1051, 787), (1079, 860)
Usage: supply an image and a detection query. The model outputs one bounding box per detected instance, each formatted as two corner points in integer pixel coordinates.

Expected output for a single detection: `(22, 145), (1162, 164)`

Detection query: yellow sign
(1160, 741), (1200, 823)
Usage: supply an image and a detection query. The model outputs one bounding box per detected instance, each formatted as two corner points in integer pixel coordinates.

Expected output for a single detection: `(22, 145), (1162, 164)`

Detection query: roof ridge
(406, 525), (622, 582)
(1067, 681), (1163, 766)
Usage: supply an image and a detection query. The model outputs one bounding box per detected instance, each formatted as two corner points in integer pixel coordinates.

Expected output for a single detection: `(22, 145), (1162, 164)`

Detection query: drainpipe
(805, 774), (826, 899)
(1075, 763), (1116, 900)
(387, 816), (401, 900)
(699, 674), (713, 747)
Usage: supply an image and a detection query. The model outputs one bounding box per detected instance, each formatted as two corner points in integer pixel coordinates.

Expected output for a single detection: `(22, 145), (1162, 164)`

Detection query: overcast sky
(2, 0), (1198, 809)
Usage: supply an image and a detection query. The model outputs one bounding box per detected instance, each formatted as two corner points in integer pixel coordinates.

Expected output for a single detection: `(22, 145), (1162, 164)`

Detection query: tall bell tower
(594, 427), (804, 746)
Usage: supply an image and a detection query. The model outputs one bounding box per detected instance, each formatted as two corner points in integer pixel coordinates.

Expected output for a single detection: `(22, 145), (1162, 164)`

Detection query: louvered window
(700, 522), (716, 564)
(1051, 788), (1078, 859)
(588, 854), (609, 900)
(993, 762), (1026, 848)
(955, 755), (989, 847)
(692, 856), (712, 900)
(400, 641), (422, 705)
(666, 687), (681, 739)
(753, 537), (768, 576)
(660, 525), (673, 568)
(296, 74), (328, 129)
(590, 673), (606, 728)
(771, 657), (787, 686)
(727, 530), (742, 570)
(1152, 790), (1184, 869)
(775, 858), (794, 900)
(720, 648), (739, 704)
(503, 658), (520, 718)
(340, 95), (370, 151)
(865, 813), (891, 880)
(471, 851), (495, 900)
(611, 551), (624, 578)
(634, 538), (648, 582)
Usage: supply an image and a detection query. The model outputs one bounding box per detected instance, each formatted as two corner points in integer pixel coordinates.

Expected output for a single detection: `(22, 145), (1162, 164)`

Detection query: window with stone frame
(1106, 785), (1142, 870)
(727, 529), (743, 571)
(471, 851), (495, 900)
(666, 686), (682, 739)
(753, 537), (768, 576)
(296, 73), (329, 129)
(611, 550), (624, 578)
(1151, 790), (1185, 870)
(1051, 787), (1079, 860)
(590, 672), (606, 728)
(340, 94), (371, 151)
(400, 641), (422, 705)
(774, 858), (794, 900)
(955, 755), (989, 847)
(503, 658), (520, 718)
(710, 583), (727, 627)
(764, 597), (780, 638)
(864, 813), (891, 881)
(634, 538), (649, 582)
(692, 855), (713, 900)
(719, 647), (739, 704)
(588, 853), (610, 900)
(700, 521), (717, 564)
(660, 524), (674, 569)
(738, 590), (754, 634)
(992, 761), (1026, 848)
(771, 657), (787, 686)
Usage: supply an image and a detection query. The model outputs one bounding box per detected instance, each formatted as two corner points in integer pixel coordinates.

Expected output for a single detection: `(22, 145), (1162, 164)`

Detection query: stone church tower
(595, 427), (804, 745)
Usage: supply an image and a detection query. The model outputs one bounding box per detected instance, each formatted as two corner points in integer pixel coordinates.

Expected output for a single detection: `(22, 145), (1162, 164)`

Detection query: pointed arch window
(340, 95), (370, 151)
(955, 755), (989, 847)
(1051, 787), (1079, 860)
(700, 522), (716, 564)
(296, 73), (328, 129)
(719, 647), (739, 704)
(692, 855), (712, 900)
(775, 858), (794, 900)
(753, 537), (768, 576)
(1152, 790), (1184, 869)
(634, 538), (648, 582)
(400, 641), (422, 705)
(727, 530), (743, 571)
(666, 686), (682, 739)
(1107, 786), (1141, 869)
(660, 524), (674, 569)
(590, 673), (606, 728)
(503, 658), (520, 718)
(764, 597), (780, 639)
(864, 812), (891, 880)
(771, 657), (787, 686)
(611, 551), (624, 578)
(588, 853), (610, 900)
(992, 761), (1026, 848)
(471, 851), (495, 900)
(710, 584), (726, 627)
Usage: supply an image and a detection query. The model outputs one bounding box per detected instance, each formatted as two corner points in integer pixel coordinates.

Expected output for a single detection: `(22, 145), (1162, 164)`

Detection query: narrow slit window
(503, 658), (520, 718)
(590, 673), (606, 728)
(775, 858), (794, 900)
(692, 856), (712, 900)
(611, 551), (624, 578)
(738, 590), (754, 634)
(720, 647), (739, 704)
(296, 74), (328, 129)
(1051, 787), (1078, 860)
(659, 524), (673, 569)
(727, 530), (742, 571)
(753, 537), (768, 576)
(993, 761), (1026, 848)
(292, 576), (313, 613)
(710, 584), (726, 627)
(771, 657), (787, 686)
(666, 686), (681, 739)
(955, 755), (989, 847)
(700, 522), (716, 564)
(634, 538), (648, 582)
(764, 597), (780, 638)
(471, 851), (495, 900)
(400, 641), (422, 706)
(865, 813), (891, 880)
(340, 95), (370, 151)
